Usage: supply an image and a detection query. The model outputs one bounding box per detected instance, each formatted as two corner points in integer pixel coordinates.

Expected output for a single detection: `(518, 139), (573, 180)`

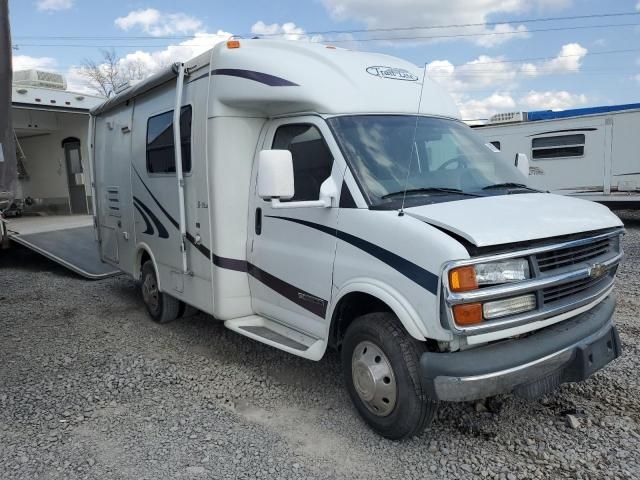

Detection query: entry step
(225, 315), (325, 360)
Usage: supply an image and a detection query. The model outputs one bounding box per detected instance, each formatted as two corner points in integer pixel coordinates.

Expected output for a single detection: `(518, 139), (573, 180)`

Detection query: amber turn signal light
(449, 266), (478, 292)
(452, 303), (483, 326)
(227, 40), (241, 49)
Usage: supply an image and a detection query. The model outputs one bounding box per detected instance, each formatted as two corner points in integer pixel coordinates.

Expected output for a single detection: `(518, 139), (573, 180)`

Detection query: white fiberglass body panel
(404, 193), (622, 247)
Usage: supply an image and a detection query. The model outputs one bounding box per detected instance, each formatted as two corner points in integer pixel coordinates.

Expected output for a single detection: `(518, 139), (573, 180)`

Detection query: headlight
(474, 259), (530, 286)
(448, 258), (534, 326)
(483, 294), (536, 319)
(449, 258), (530, 292)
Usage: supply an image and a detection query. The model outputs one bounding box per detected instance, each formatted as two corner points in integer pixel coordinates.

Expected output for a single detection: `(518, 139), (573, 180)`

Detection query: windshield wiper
(382, 187), (481, 199)
(482, 182), (538, 192)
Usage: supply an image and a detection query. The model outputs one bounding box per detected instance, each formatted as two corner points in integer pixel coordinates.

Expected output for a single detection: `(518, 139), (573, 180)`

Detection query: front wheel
(141, 261), (180, 324)
(341, 312), (437, 439)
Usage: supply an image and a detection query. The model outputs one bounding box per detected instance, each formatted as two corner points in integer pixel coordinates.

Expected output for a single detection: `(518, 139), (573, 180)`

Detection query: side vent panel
(106, 187), (121, 217)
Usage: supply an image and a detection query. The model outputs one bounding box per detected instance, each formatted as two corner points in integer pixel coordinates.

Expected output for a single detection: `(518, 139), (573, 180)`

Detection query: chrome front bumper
(420, 295), (621, 402)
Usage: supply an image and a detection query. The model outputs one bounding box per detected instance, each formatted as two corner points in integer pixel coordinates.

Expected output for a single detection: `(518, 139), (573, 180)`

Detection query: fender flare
(326, 278), (430, 342)
(135, 242), (161, 291)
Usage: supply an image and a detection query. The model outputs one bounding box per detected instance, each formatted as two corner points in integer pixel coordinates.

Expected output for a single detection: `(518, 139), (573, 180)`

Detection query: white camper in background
(473, 104), (640, 209)
(91, 40), (624, 439)
(9, 70), (104, 216)
(1, 71), (118, 279)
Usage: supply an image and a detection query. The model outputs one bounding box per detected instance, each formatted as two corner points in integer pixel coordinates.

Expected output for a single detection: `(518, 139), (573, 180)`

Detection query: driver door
(248, 117), (344, 339)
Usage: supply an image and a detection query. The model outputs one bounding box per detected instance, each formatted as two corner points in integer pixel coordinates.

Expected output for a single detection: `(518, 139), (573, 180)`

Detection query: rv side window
(272, 124), (333, 202)
(146, 106), (192, 174)
(490, 141), (501, 151)
(531, 134), (584, 159)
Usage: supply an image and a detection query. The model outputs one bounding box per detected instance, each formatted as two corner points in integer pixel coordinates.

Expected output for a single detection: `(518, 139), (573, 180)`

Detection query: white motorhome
(473, 105), (640, 209)
(91, 40), (624, 439)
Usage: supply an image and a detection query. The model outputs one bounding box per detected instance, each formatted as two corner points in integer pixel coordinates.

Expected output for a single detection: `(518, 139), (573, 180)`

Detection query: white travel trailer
(0, 71), (118, 279)
(91, 39), (624, 439)
(473, 104), (640, 208)
(10, 70), (104, 216)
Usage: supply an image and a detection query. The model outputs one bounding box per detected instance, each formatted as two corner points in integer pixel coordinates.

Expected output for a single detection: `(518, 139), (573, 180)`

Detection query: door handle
(255, 208), (262, 235)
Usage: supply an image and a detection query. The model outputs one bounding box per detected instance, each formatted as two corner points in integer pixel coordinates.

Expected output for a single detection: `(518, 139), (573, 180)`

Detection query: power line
(325, 22), (640, 43)
(13, 21), (640, 49)
(12, 11), (640, 40)
(449, 47), (640, 67)
(429, 71), (638, 77)
(37, 47), (640, 71)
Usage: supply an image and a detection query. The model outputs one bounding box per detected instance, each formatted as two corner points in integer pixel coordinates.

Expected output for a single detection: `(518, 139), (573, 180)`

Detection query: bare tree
(79, 49), (151, 97)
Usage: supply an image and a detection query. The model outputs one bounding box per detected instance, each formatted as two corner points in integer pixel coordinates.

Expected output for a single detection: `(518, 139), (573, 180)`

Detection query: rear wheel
(141, 261), (180, 324)
(341, 312), (437, 439)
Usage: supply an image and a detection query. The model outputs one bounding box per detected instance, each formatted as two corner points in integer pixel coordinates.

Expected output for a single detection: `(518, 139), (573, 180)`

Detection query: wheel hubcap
(142, 273), (159, 312)
(351, 341), (397, 417)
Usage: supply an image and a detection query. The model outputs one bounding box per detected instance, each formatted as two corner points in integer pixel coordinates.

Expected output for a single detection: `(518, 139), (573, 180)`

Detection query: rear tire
(341, 312), (437, 439)
(178, 302), (199, 318)
(141, 261), (180, 324)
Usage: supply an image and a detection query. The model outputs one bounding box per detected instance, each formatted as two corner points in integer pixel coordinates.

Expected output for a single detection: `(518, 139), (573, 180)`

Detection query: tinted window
(272, 124), (333, 201)
(532, 134), (585, 159)
(490, 141), (501, 150)
(146, 106), (192, 174)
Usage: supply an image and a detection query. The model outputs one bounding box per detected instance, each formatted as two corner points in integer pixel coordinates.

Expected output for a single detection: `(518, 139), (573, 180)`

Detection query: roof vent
(488, 111), (527, 124)
(13, 70), (67, 90)
(113, 81), (131, 95)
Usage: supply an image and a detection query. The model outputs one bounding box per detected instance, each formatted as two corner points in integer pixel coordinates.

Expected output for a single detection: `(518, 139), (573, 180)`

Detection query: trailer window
(490, 141), (501, 150)
(146, 106), (192, 174)
(531, 134), (584, 159)
(272, 124), (333, 202)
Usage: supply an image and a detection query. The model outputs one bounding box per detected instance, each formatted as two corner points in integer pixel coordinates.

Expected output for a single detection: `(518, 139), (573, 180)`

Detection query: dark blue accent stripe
(211, 69), (298, 87)
(266, 216), (439, 295)
(130, 166), (326, 316)
(213, 254), (248, 272)
(133, 166), (180, 230)
(133, 203), (155, 236)
(133, 197), (169, 239)
(247, 263), (327, 318)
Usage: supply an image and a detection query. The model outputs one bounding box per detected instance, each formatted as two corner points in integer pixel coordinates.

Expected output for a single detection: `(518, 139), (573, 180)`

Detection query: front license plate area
(575, 328), (620, 379)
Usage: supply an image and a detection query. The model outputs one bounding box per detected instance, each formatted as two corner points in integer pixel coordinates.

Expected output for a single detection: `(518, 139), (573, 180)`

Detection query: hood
(404, 193), (622, 247)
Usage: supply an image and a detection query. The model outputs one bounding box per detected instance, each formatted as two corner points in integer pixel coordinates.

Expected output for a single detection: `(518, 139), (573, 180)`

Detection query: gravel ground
(1, 212), (639, 480)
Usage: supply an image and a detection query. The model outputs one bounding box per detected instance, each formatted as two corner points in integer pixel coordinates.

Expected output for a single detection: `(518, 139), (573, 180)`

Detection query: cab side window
(272, 124), (333, 202)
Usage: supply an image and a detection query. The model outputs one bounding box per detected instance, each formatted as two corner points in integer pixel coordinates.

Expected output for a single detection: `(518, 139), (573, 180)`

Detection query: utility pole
(0, 0), (14, 247)
(0, 0), (16, 212)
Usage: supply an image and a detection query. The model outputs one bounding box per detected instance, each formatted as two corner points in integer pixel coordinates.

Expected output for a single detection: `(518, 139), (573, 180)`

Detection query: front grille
(445, 230), (623, 334)
(542, 273), (612, 304)
(536, 237), (612, 272)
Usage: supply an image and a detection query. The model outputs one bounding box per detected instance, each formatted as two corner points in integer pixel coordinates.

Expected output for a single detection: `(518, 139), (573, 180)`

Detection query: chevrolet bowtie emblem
(588, 263), (607, 279)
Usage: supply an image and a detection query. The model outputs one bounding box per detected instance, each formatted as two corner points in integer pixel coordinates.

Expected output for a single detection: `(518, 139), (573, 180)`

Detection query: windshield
(328, 115), (529, 208)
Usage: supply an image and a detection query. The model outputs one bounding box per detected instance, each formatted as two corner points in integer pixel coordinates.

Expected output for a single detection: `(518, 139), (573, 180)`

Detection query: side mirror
(515, 153), (530, 177)
(258, 150), (294, 200)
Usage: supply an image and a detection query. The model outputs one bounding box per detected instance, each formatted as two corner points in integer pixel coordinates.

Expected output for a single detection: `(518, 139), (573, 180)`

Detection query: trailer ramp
(6, 216), (120, 280)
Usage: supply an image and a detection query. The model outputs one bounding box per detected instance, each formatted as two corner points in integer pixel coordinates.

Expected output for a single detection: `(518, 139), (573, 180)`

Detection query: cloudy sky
(9, 0), (640, 120)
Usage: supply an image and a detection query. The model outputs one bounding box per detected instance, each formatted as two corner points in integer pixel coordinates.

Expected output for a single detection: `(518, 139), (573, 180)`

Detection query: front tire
(342, 312), (437, 439)
(141, 261), (180, 324)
